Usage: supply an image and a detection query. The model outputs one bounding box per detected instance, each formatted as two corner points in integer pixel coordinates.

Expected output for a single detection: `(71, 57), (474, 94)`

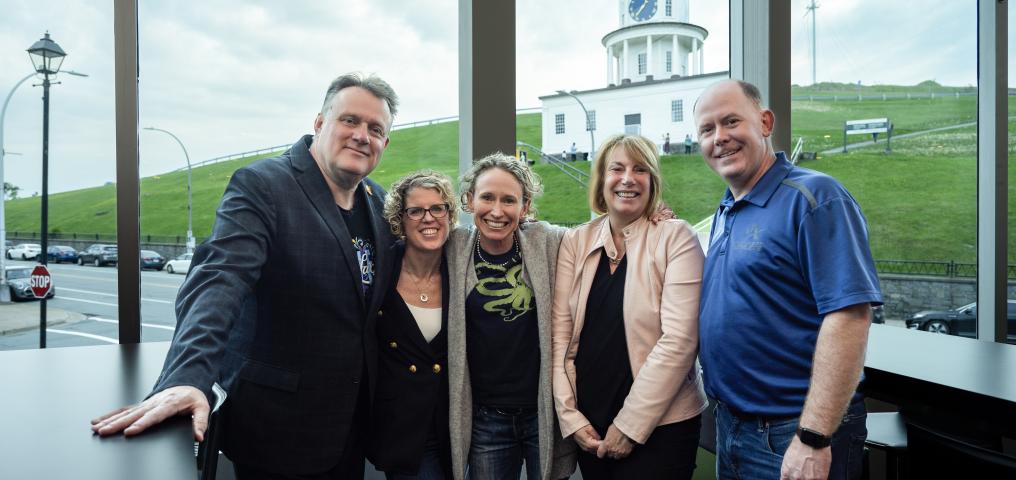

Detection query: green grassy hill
(5, 88), (1009, 264)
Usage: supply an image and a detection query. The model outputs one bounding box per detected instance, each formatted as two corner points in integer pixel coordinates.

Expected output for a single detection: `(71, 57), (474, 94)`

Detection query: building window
(671, 99), (683, 122)
(555, 113), (565, 134)
(586, 110), (596, 131)
(666, 0), (672, 16)
(637, 53), (647, 75)
(666, 51), (672, 73)
(624, 113), (641, 135)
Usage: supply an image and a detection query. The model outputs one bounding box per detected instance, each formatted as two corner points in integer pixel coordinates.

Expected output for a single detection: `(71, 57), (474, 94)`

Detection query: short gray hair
(320, 72), (399, 120)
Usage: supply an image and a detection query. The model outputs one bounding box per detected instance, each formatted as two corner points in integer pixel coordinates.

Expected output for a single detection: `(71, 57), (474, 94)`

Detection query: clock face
(628, 0), (658, 22)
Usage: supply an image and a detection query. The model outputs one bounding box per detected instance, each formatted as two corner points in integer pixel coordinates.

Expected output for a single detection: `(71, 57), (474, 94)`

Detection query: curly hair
(459, 152), (542, 222)
(589, 134), (663, 218)
(383, 170), (459, 238)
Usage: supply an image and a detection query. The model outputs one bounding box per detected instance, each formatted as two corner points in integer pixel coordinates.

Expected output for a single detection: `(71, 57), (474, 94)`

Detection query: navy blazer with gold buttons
(368, 243), (451, 476)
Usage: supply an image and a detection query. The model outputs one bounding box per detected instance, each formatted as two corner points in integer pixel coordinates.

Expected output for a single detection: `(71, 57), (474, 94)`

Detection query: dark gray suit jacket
(153, 135), (395, 474)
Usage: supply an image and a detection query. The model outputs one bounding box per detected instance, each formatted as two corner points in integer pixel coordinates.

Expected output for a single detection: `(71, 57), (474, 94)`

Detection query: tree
(3, 182), (19, 200)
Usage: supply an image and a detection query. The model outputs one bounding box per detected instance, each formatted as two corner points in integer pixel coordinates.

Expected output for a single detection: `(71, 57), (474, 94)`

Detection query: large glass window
(790, 0), (977, 339)
(1, 2), (118, 350)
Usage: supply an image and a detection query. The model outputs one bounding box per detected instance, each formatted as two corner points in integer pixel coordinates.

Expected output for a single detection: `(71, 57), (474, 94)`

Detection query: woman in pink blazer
(551, 134), (708, 479)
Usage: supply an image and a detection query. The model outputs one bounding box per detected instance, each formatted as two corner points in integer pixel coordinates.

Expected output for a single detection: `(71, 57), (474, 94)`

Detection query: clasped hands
(574, 423), (634, 460)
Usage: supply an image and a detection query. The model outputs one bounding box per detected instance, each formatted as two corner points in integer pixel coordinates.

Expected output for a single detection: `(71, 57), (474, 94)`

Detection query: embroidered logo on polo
(352, 237), (375, 294)
(733, 224), (764, 252)
(474, 262), (534, 322)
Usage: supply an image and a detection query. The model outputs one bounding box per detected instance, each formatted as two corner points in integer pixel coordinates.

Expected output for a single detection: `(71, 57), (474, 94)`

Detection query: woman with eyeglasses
(369, 170), (457, 480)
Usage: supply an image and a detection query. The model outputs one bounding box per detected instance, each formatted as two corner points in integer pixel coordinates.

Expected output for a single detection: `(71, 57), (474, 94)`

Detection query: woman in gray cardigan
(445, 152), (577, 480)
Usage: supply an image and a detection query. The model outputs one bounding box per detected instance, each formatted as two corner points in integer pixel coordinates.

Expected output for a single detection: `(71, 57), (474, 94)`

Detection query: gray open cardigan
(446, 222), (578, 480)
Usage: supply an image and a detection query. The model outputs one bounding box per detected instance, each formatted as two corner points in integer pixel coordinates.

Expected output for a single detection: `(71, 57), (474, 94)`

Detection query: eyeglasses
(403, 203), (450, 221)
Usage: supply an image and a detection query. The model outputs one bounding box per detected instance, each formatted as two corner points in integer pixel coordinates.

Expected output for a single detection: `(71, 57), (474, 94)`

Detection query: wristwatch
(796, 427), (832, 449)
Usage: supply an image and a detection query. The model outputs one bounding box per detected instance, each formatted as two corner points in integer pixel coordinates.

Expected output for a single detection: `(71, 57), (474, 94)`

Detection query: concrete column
(691, 38), (699, 74)
(729, 0), (791, 153)
(646, 35), (653, 78)
(672, 34), (679, 75)
(698, 41), (705, 74)
(622, 39), (629, 81)
(607, 47), (614, 84)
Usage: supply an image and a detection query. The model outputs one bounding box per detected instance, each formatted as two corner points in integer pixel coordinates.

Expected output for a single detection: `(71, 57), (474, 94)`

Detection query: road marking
(46, 328), (118, 344)
(56, 296), (119, 307)
(89, 316), (175, 332)
(48, 272), (183, 289)
(56, 287), (174, 304)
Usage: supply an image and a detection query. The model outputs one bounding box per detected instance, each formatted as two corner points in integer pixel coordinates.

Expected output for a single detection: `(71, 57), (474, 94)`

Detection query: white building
(540, 0), (726, 157)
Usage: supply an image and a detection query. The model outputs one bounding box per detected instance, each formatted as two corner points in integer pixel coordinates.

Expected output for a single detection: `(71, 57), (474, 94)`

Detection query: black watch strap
(796, 427), (832, 448)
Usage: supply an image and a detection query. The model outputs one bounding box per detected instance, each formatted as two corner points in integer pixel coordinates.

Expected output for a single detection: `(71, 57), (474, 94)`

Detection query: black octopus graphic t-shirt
(466, 243), (539, 408)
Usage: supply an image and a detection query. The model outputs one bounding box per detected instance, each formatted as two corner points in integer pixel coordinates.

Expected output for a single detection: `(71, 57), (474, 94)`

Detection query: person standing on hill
(694, 79), (882, 480)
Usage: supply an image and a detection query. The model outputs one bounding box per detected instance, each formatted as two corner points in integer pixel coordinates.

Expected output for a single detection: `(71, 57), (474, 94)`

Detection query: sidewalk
(0, 301), (85, 335)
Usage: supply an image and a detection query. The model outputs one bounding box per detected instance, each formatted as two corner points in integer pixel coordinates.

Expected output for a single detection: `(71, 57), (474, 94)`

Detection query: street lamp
(143, 127), (194, 253)
(0, 69), (85, 304)
(26, 31), (67, 348)
(556, 90), (596, 160)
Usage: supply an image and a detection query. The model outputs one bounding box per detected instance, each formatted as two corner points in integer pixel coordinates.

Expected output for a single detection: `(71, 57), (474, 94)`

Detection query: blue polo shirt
(699, 152), (882, 418)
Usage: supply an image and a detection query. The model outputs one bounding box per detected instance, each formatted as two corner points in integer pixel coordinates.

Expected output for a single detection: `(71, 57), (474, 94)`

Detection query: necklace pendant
(419, 293), (429, 302)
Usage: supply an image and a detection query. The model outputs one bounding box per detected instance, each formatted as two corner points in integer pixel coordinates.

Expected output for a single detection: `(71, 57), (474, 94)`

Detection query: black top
(466, 243), (540, 408)
(368, 243), (451, 476)
(338, 187), (376, 302)
(575, 251), (633, 435)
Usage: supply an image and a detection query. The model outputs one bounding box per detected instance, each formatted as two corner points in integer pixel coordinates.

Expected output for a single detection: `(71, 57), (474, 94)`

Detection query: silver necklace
(404, 269), (437, 303)
(475, 233), (521, 269)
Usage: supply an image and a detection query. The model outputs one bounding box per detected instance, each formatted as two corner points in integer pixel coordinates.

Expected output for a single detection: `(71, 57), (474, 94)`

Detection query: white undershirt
(406, 303), (442, 342)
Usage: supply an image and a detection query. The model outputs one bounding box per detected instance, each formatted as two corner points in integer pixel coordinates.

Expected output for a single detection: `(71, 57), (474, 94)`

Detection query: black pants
(578, 415), (701, 480)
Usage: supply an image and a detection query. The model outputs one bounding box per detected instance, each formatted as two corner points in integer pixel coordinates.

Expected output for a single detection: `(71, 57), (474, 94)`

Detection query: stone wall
(879, 274), (1016, 320)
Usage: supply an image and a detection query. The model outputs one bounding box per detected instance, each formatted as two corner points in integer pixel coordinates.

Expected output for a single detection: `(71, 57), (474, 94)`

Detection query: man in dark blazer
(92, 72), (399, 479)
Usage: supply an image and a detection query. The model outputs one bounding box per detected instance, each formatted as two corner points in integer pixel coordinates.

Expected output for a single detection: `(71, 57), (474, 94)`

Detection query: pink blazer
(551, 215), (708, 444)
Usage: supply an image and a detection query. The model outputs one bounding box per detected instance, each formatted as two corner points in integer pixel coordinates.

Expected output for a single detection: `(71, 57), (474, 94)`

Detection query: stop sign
(30, 265), (53, 299)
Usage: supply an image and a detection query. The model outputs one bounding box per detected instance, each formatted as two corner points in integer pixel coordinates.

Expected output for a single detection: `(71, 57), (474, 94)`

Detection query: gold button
(389, 341), (398, 349)
(378, 309), (384, 317)
(432, 364), (442, 374)
(409, 364), (417, 373)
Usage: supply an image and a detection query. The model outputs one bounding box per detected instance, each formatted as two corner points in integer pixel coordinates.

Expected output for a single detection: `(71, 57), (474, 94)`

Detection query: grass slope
(5, 95), (1009, 263)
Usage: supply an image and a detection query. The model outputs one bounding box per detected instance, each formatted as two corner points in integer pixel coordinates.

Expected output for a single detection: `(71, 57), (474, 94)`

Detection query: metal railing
(163, 107), (544, 174)
(792, 91), (977, 102)
(517, 141), (589, 188)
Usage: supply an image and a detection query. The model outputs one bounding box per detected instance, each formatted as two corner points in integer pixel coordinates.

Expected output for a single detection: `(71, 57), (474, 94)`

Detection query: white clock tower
(539, 0), (723, 158)
(605, 0), (707, 84)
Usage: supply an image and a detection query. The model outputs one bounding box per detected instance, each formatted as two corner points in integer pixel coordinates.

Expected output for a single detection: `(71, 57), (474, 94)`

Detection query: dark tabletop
(864, 324), (1016, 435)
(0, 341), (196, 479)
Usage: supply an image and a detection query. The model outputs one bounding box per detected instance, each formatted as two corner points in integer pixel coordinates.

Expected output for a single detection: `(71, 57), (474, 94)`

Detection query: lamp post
(143, 127), (194, 253)
(0, 69), (85, 304)
(556, 90), (595, 160)
(27, 31), (67, 348)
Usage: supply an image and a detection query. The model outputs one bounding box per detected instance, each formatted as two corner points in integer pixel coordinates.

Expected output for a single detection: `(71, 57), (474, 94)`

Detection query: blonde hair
(589, 134), (663, 218)
(459, 152), (542, 221)
(383, 170), (458, 237)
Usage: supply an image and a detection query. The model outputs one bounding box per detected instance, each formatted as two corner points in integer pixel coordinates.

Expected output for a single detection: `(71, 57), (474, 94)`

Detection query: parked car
(6, 243), (42, 260)
(140, 250), (166, 270)
(906, 300), (1016, 343)
(78, 244), (119, 267)
(47, 245), (79, 264)
(871, 304), (885, 324)
(5, 265), (55, 301)
(165, 252), (192, 274)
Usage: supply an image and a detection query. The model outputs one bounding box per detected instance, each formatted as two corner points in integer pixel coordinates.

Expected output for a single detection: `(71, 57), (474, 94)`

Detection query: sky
(0, 0), (1007, 195)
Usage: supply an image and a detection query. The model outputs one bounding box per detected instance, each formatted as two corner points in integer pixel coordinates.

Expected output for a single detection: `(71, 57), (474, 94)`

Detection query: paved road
(0, 259), (184, 350)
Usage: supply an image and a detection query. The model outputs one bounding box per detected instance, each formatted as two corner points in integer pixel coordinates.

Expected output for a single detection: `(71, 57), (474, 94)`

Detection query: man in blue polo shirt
(694, 79), (882, 480)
